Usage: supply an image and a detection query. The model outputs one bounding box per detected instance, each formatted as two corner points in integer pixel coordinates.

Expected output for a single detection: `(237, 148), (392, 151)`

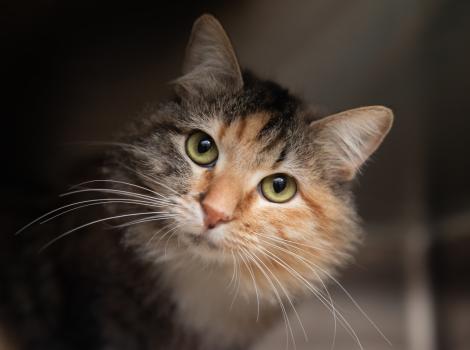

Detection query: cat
(1, 14), (393, 350)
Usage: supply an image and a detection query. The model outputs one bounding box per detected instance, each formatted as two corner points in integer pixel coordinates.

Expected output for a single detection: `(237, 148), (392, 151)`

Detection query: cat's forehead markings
(215, 112), (270, 156)
(235, 117), (247, 140)
(193, 169), (215, 194)
(270, 143), (289, 170)
(275, 145), (288, 164)
(212, 112), (291, 171)
(226, 112), (272, 144)
(217, 121), (227, 141)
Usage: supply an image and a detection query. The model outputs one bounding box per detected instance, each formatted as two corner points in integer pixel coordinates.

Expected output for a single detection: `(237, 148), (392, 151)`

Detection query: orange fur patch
(236, 117), (247, 139)
(192, 169), (214, 194)
(218, 122), (228, 141)
(299, 189), (329, 230)
(235, 189), (257, 218)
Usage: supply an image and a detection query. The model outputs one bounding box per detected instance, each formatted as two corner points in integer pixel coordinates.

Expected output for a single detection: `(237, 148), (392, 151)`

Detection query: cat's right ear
(309, 106), (393, 182)
(174, 14), (243, 99)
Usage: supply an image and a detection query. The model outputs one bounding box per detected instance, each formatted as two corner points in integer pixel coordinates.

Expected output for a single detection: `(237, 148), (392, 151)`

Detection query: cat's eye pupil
(197, 139), (212, 153)
(272, 177), (287, 193)
(260, 173), (296, 203)
(186, 131), (218, 166)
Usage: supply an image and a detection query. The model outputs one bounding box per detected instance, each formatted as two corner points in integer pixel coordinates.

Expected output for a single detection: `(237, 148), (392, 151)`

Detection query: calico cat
(1, 14), (393, 350)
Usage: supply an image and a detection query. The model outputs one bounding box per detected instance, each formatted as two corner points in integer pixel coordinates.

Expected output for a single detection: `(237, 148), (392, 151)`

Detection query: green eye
(186, 131), (219, 166)
(260, 174), (297, 203)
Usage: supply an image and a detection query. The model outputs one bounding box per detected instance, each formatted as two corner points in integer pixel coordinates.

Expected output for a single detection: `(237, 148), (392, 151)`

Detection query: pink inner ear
(309, 106), (393, 181)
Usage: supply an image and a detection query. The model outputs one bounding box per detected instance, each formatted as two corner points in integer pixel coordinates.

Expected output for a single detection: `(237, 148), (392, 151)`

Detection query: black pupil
(272, 177), (287, 193)
(197, 138), (212, 153)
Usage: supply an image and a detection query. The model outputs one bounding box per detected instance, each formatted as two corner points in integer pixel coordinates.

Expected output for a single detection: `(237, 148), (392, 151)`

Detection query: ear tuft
(174, 14), (243, 98)
(310, 106), (393, 181)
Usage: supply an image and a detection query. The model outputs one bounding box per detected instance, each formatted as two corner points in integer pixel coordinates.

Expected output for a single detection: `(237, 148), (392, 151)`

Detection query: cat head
(107, 15), (393, 297)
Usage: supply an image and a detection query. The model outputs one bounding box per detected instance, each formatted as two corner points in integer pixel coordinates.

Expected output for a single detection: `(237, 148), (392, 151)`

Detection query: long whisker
(15, 198), (112, 235)
(256, 235), (337, 302)
(265, 232), (389, 347)
(60, 188), (174, 206)
(250, 245), (308, 342)
(230, 252), (242, 309)
(239, 247), (296, 350)
(146, 222), (179, 246)
(40, 199), (173, 225)
(16, 174), (181, 235)
(164, 225), (183, 256)
(66, 140), (139, 150)
(119, 164), (182, 196)
(70, 179), (171, 201)
(256, 240), (368, 349)
(254, 243), (358, 349)
(311, 261), (392, 347)
(39, 211), (173, 252)
(151, 222), (184, 248)
(237, 250), (261, 322)
(60, 189), (184, 219)
(228, 249), (238, 291)
(16, 197), (163, 235)
(256, 236), (364, 350)
(112, 215), (177, 229)
(257, 232), (334, 254)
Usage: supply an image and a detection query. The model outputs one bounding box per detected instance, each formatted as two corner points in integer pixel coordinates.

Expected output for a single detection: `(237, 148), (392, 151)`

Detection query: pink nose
(201, 200), (232, 229)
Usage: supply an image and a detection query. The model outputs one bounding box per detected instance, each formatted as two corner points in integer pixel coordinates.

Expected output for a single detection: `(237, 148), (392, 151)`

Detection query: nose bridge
(202, 171), (243, 219)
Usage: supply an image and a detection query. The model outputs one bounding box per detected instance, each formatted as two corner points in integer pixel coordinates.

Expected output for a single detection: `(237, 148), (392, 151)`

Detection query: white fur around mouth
(184, 229), (224, 250)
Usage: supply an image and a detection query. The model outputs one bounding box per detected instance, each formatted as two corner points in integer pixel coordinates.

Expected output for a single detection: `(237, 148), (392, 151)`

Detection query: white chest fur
(159, 258), (276, 348)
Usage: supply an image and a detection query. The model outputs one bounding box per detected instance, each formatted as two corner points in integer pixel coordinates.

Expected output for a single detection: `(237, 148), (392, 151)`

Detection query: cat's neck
(157, 253), (277, 349)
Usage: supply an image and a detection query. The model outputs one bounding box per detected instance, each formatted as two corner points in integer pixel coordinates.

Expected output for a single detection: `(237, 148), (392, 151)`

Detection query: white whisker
(256, 236), (364, 350)
(70, 179), (172, 202)
(252, 245), (308, 342)
(164, 226), (181, 256)
(112, 215), (176, 229)
(312, 262), (392, 347)
(228, 249), (238, 290)
(238, 250), (261, 322)
(120, 165), (182, 196)
(15, 198), (111, 235)
(60, 188), (173, 206)
(40, 199), (172, 225)
(230, 252), (242, 309)
(257, 232), (334, 254)
(146, 222), (178, 246)
(240, 247), (295, 350)
(59, 189), (183, 216)
(39, 211), (173, 252)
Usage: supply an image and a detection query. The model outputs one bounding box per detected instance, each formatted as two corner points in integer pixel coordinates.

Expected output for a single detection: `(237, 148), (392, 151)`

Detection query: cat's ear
(174, 14), (243, 98)
(310, 106), (393, 181)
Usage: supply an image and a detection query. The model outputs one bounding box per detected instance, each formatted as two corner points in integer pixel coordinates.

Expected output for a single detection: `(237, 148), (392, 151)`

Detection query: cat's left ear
(310, 106), (393, 181)
(174, 14), (243, 98)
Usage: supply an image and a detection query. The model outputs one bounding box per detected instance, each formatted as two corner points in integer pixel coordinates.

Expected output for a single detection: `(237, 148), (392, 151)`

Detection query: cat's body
(0, 15), (393, 350)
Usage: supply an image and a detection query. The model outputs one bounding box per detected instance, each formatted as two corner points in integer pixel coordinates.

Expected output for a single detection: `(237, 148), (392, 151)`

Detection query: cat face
(171, 113), (322, 255)
(110, 15), (393, 298)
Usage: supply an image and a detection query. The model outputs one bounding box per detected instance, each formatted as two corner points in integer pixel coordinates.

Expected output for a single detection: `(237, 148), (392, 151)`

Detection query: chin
(178, 226), (235, 263)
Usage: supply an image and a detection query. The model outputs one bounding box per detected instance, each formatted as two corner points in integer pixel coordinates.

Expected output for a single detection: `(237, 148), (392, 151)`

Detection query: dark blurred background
(1, 1), (469, 349)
